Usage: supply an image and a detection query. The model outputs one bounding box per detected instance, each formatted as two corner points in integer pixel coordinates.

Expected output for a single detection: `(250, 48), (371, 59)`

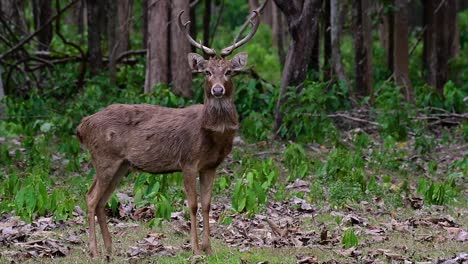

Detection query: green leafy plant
(231, 158), (278, 214)
(417, 178), (458, 205)
(283, 143), (311, 181)
(342, 228), (359, 249)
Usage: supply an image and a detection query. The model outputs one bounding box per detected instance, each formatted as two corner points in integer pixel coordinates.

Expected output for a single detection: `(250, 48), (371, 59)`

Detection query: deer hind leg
(86, 158), (127, 257)
(96, 160), (129, 258)
(182, 166), (202, 255)
(199, 169), (215, 255)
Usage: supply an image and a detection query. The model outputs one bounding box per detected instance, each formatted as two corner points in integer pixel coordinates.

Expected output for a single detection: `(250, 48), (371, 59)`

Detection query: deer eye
(225, 70), (232, 76)
(204, 70), (212, 76)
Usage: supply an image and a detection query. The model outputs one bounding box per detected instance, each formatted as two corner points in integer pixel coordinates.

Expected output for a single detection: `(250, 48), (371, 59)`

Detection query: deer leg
(86, 177), (110, 257)
(86, 159), (125, 257)
(199, 169), (215, 255)
(96, 161), (129, 257)
(183, 167), (201, 255)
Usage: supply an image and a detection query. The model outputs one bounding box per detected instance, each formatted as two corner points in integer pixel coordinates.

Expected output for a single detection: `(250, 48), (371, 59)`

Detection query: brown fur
(78, 53), (246, 258)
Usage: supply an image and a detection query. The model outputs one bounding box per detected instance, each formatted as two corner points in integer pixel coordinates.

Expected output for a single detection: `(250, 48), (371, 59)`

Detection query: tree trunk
(272, 2), (286, 65)
(393, 0), (413, 102)
(116, 0), (133, 56)
(0, 0), (28, 36)
(0, 70), (4, 118)
(353, 0), (373, 99)
(330, 0), (349, 87)
(87, 0), (103, 76)
(143, 0), (148, 49)
(309, 8), (320, 79)
(170, 0), (193, 98)
(203, 0), (211, 53)
(107, 0), (117, 83)
(387, 9), (394, 73)
(323, 0), (332, 80)
(273, 0), (322, 133)
(423, 0), (455, 94)
(447, 0), (459, 57)
(33, 0), (53, 50)
(189, 1), (197, 53)
(144, 0), (169, 93)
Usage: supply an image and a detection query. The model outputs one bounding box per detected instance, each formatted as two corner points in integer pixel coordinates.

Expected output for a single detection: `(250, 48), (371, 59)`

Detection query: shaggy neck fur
(202, 96), (238, 133)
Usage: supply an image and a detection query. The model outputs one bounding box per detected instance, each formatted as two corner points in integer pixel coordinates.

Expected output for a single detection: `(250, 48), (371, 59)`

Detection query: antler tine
(220, 0), (268, 57)
(178, 11), (217, 56)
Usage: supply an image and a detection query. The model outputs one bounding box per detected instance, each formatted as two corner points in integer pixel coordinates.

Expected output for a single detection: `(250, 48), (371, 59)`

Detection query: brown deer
(77, 2), (266, 258)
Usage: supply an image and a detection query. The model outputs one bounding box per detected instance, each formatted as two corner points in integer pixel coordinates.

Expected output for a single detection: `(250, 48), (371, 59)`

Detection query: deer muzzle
(211, 85), (225, 98)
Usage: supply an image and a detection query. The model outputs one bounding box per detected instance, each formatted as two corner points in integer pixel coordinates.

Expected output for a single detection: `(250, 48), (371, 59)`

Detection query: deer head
(178, 1), (268, 99)
(186, 53), (247, 99)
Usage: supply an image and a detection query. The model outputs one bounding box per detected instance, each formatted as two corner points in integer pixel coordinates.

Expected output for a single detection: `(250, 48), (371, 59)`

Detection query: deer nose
(211, 85), (225, 97)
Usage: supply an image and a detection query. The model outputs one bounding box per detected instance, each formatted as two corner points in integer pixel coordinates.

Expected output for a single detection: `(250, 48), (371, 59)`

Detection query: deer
(76, 2), (267, 258)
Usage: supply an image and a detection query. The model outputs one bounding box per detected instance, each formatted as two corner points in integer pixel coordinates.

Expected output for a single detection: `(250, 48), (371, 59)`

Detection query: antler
(220, 0), (268, 57)
(178, 11), (217, 56)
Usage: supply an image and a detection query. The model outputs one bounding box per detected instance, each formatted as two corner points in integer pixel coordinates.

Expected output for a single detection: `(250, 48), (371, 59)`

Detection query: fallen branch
(328, 113), (379, 126)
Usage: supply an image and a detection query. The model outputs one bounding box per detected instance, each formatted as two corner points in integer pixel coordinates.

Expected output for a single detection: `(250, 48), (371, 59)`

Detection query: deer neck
(201, 96), (238, 133)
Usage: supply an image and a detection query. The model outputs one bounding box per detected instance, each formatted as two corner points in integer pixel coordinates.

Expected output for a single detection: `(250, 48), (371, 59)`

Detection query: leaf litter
(1, 190), (466, 262)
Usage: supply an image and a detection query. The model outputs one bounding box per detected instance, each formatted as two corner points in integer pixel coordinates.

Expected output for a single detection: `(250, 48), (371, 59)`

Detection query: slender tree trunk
(170, 0), (192, 97)
(309, 8), (320, 78)
(273, 0), (322, 133)
(0, 70), (4, 118)
(189, 1), (196, 53)
(107, 0), (117, 83)
(33, 0), (53, 50)
(272, 2), (286, 65)
(447, 0), (459, 57)
(0, 0), (28, 35)
(387, 9), (394, 73)
(353, 0), (373, 99)
(203, 0), (211, 52)
(87, 0), (103, 76)
(330, 0), (349, 87)
(143, 0), (148, 49)
(144, 0), (169, 93)
(393, 0), (413, 102)
(116, 0), (133, 56)
(423, 0), (455, 94)
(323, 0), (332, 80)
(423, 0), (437, 87)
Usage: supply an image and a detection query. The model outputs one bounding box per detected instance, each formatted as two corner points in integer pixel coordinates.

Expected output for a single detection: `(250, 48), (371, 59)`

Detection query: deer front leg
(199, 169), (215, 255)
(183, 167), (202, 255)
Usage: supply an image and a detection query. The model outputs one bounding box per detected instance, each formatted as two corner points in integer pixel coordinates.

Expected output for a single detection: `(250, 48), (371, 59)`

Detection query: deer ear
(188, 53), (206, 72)
(231, 52), (247, 71)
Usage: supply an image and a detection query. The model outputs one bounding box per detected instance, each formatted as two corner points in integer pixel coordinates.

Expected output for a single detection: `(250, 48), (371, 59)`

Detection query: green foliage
(279, 81), (350, 143)
(342, 229), (359, 249)
(133, 172), (184, 220)
(375, 83), (413, 141)
(283, 143), (311, 181)
(0, 169), (75, 222)
(240, 111), (272, 143)
(231, 158), (278, 214)
(417, 178), (458, 205)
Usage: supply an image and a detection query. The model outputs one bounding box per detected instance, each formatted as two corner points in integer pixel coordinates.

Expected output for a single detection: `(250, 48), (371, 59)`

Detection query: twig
(116, 49), (147, 63)
(328, 113), (379, 126)
(265, 219), (287, 237)
(0, 0), (79, 60)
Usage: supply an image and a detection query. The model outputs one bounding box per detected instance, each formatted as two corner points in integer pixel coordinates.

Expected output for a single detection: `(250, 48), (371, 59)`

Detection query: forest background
(0, 0), (467, 263)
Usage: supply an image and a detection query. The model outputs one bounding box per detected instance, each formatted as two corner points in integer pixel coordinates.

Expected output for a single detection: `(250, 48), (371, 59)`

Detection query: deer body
(78, 4), (265, 257)
(78, 103), (237, 174)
